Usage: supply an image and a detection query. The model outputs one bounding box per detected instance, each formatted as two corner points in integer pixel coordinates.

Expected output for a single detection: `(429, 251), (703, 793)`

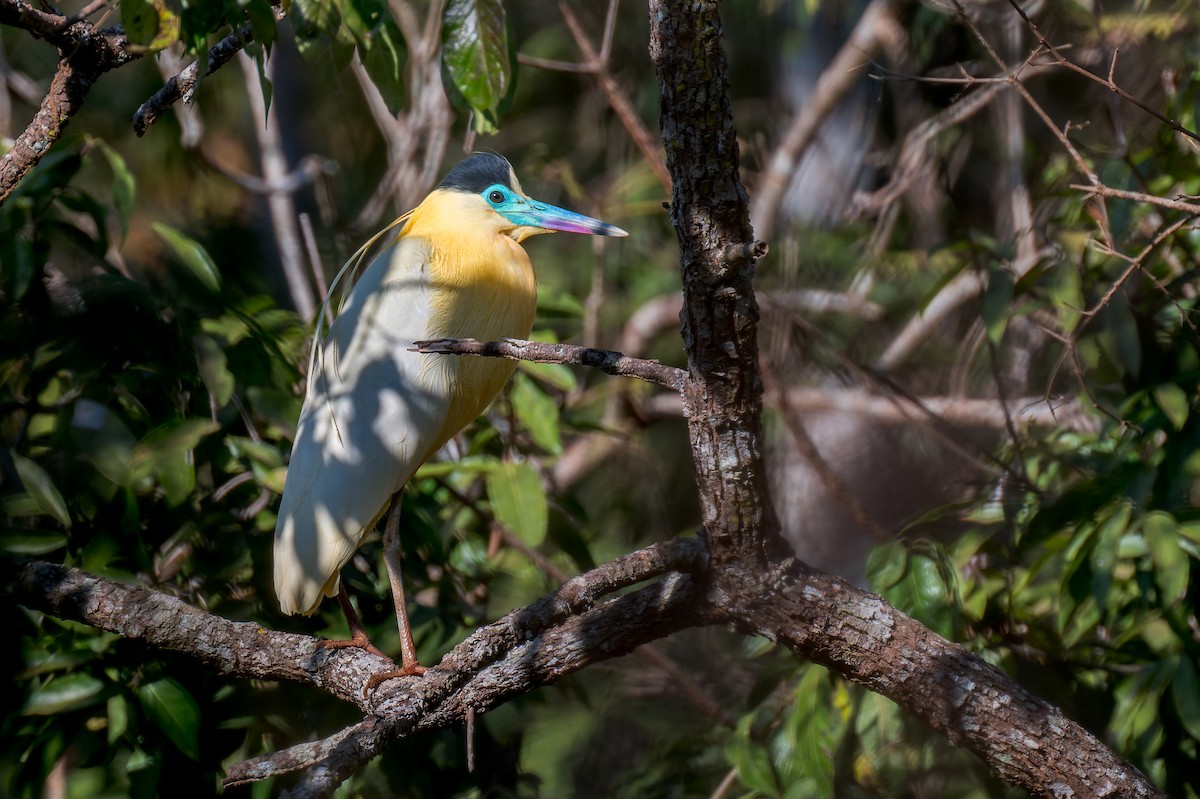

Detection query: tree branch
(649, 0), (782, 572)
(13, 539), (707, 794)
(731, 561), (1166, 799)
(0, 2), (137, 203)
(411, 337), (687, 391)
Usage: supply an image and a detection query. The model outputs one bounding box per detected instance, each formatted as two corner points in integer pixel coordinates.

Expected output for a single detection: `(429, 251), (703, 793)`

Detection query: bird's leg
(379, 493), (427, 677)
(317, 584), (388, 658)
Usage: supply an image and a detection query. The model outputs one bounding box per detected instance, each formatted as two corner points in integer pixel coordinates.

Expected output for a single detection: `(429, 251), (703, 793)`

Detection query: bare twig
(555, 1), (671, 193)
(411, 337), (688, 392)
(644, 387), (1095, 432)
(875, 246), (1051, 373)
(1003, 0), (1200, 144)
(1081, 216), (1191, 321)
(951, 0), (1098, 187)
(1070, 183), (1200, 218)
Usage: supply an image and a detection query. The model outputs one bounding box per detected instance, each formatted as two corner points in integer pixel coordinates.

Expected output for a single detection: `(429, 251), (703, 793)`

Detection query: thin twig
(1003, 0), (1200, 144)
(1069, 183), (1200, 218)
(239, 53), (315, 322)
(555, 0), (671, 193)
(411, 337), (688, 392)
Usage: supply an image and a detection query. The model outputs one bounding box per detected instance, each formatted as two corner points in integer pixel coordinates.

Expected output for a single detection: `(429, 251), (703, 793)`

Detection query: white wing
(273, 236), (452, 615)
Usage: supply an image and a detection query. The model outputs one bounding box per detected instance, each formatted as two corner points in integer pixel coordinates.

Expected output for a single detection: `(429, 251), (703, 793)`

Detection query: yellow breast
(401, 191), (539, 450)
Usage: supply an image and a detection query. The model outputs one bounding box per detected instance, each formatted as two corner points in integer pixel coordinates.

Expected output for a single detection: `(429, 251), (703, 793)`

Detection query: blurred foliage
(2, 0), (1200, 797)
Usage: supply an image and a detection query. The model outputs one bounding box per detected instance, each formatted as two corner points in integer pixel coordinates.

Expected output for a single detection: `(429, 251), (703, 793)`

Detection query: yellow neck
(403, 190), (541, 448)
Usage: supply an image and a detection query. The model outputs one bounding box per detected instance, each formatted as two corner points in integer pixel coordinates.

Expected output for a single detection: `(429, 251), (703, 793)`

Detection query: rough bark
(648, 0), (780, 573)
(730, 564), (1163, 798)
(0, 2), (137, 203)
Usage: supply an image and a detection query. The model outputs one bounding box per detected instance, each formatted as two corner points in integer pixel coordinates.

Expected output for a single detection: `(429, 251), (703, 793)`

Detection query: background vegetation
(3, 0), (1199, 796)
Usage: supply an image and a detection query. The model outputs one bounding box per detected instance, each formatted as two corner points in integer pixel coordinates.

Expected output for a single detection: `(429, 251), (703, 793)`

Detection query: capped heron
(274, 153), (627, 675)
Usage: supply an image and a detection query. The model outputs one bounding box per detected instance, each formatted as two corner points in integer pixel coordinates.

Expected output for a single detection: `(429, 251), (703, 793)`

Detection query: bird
(273, 152), (627, 675)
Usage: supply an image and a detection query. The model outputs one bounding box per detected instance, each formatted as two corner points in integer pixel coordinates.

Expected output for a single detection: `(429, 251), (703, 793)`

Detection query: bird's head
(435, 153), (628, 243)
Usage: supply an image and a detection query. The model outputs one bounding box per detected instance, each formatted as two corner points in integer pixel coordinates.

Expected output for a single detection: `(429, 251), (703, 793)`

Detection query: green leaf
(11, 452), (71, 529)
(131, 418), (220, 505)
(1094, 297), (1141, 379)
(0, 528), (68, 555)
(107, 694), (129, 744)
(194, 335), (236, 407)
(291, 0), (355, 81)
(96, 140), (135, 242)
(866, 541), (907, 591)
(339, 0), (382, 41)
(1091, 501), (1131, 611)
(1143, 511), (1188, 603)
(71, 399), (137, 486)
(727, 717), (779, 796)
(227, 436), (284, 469)
(1172, 657), (1200, 741)
(249, 42), (273, 122)
(518, 360), (577, 392)
(136, 678), (201, 761)
(23, 673), (106, 715)
(153, 222), (221, 293)
(360, 14), (408, 114)
(1153, 383), (1190, 431)
(120, 0), (180, 53)
(981, 267), (1014, 345)
(511, 373), (562, 454)
(245, 0), (279, 48)
(0, 226), (37, 300)
(120, 0), (160, 45)
(442, 0), (510, 133)
(415, 455), (498, 478)
(487, 461), (547, 546)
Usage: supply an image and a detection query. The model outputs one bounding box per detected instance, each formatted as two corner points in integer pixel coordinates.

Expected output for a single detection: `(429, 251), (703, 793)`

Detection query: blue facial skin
(482, 184), (628, 237)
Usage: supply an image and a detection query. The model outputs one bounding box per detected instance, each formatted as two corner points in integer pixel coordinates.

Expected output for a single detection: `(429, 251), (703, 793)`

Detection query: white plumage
(274, 236), (449, 615)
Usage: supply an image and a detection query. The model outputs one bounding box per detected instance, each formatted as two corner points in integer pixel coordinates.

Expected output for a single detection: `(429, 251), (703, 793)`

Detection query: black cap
(437, 153), (517, 194)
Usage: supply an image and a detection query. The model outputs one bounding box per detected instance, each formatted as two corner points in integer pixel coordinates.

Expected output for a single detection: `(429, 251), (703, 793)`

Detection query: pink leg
(317, 584), (388, 658)
(382, 493), (426, 676)
(363, 495), (428, 693)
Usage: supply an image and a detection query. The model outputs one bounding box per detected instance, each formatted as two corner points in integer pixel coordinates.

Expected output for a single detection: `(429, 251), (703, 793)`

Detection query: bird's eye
(488, 190), (505, 204)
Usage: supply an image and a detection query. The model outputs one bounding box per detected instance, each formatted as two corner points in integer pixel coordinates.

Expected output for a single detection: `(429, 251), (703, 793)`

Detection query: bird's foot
(318, 630), (390, 660)
(365, 660), (427, 694)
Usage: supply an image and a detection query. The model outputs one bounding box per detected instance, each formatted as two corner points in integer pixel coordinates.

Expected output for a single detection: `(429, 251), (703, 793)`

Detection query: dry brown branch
(951, 0), (1098, 188)
(646, 387), (1094, 432)
(555, 0), (671, 194)
(1070, 183), (1200, 218)
(1082, 217), (1191, 321)
(0, 1), (138, 203)
(411, 337), (688, 391)
(348, 0), (452, 229)
(13, 541), (706, 791)
(875, 245), (1052, 372)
